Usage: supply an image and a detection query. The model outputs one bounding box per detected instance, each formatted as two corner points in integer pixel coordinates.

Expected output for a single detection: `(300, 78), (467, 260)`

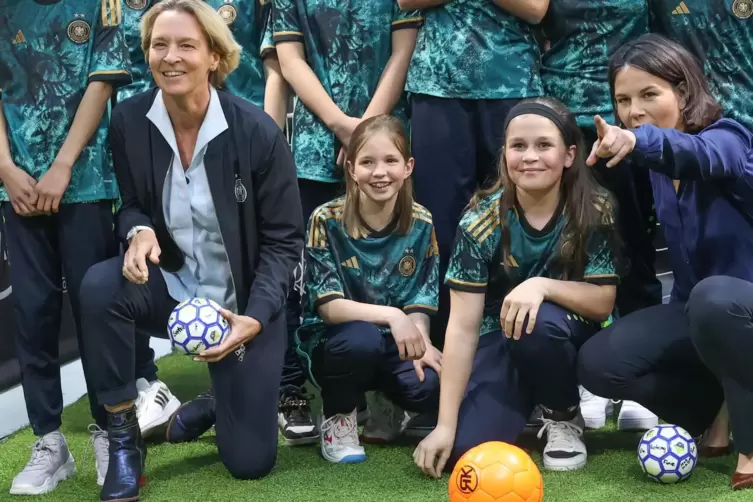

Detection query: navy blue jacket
(110, 88), (304, 328)
(630, 119), (753, 303)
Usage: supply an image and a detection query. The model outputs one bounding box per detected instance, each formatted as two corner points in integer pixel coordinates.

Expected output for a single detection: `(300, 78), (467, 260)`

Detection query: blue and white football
(167, 298), (229, 355)
(638, 424), (698, 484)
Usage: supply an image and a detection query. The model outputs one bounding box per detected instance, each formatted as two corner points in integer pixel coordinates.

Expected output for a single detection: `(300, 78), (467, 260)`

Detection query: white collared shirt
(146, 87), (237, 313)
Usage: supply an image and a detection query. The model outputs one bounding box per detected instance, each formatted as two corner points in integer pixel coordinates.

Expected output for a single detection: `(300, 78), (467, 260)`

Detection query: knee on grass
(222, 447), (277, 481)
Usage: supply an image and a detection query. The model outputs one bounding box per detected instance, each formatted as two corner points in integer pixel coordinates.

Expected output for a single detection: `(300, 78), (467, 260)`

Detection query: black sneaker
(278, 389), (318, 445)
(165, 391), (216, 444)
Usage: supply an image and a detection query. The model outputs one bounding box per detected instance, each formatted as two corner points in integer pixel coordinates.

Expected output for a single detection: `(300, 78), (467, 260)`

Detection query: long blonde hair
(343, 116), (414, 239)
(140, 0), (241, 88)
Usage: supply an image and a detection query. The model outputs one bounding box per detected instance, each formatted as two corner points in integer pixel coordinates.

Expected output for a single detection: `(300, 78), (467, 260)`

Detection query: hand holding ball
(168, 298), (230, 355)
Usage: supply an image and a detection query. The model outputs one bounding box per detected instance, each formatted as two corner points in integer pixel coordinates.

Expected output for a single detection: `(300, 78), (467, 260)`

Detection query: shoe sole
(140, 397), (182, 439)
(9, 455), (76, 495)
(99, 475), (146, 502)
(618, 417), (659, 432)
(360, 433), (400, 444)
(283, 435), (319, 446)
(321, 449), (368, 464)
(543, 456), (587, 472)
(402, 428), (433, 439)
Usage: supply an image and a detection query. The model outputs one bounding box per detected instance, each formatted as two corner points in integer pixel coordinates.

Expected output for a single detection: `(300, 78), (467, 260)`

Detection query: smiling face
(504, 114), (575, 195)
(348, 131), (414, 204)
(147, 10), (220, 98)
(613, 65), (685, 131)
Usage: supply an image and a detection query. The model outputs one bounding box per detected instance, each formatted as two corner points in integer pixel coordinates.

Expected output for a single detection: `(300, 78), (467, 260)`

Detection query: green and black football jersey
(651, 0), (753, 131)
(445, 190), (619, 337)
(0, 0), (131, 204)
(406, 0), (544, 100)
(541, 0), (650, 130)
(116, 0), (153, 102)
(273, 0), (422, 182)
(297, 197), (440, 357)
(118, 0), (275, 107)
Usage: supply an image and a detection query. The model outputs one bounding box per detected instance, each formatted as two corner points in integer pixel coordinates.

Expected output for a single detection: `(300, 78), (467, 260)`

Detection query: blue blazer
(109, 88), (304, 327)
(630, 118), (753, 303)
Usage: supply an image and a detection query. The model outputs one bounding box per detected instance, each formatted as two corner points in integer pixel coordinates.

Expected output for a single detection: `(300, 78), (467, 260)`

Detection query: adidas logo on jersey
(12, 30), (25, 44)
(672, 1), (689, 14)
(341, 256), (360, 270)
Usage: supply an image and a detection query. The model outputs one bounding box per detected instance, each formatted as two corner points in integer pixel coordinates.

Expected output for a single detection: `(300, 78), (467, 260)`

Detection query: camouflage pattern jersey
(651, 0), (753, 131)
(406, 0), (544, 100)
(541, 0), (650, 130)
(296, 198), (440, 377)
(445, 190), (619, 337)
(118, 0), (275, 108)
(0, 0), (131, 204)
(273, 0), (422, 183)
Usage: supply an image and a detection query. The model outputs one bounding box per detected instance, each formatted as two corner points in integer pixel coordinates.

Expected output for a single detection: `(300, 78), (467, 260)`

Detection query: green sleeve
(583, 201), (620, 285)
(260, 6), (276, 58)
(304, 211), (344, 308)
(273, 0), (304, 44)
(392, 1), (423, 31)
(445, 225), (490, 293)
(88, 0), (132, 86)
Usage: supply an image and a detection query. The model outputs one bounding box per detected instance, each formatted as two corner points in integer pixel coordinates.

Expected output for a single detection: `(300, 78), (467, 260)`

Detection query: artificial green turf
(0, 354), (748, 502)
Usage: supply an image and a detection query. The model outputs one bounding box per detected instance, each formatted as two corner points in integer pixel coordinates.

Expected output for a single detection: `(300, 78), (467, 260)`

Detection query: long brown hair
(472, 97), (621, 280)
(343, 115), (414, 239)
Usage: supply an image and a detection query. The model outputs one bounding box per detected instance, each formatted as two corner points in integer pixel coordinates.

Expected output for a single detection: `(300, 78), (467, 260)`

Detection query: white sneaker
(88, 425), (108, 487)
(618, 401), (658, 431)
(537, 409), (587, 471)
(361, 392), (403, 443)
(579, 386), (613, 430)
(9, 431), (76, 495)
(320, 408), (367, 464)
(135, 378), (181, 438)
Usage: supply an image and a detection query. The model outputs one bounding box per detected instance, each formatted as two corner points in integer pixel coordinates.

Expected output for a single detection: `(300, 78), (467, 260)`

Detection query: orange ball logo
(449, 442), (543, 502)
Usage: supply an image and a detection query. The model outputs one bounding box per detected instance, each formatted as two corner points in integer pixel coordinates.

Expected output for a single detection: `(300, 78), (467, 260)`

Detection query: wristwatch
(126, 225), (155, 242)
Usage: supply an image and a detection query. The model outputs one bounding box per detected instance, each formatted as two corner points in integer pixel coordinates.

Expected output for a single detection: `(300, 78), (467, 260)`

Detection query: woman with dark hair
(577, 33), (753, 490)
(650, 0), (753, 132)
(413, 97), (620, 476)
(76, 1), (303, 500)
(539, 0), (660, 433)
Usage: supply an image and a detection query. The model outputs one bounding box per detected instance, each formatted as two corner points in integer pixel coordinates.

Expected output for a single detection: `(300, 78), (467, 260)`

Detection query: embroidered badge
(125, 0), (148, 10)
(234, 177), (247, 203)
(218, 1), (237, 25)
(67, 17), (91, 44)
(399, 254), (417, 277)
(733, 0), (753, 19)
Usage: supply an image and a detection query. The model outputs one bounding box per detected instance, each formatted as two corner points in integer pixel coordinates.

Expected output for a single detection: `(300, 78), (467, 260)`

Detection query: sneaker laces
(280, 389), (313, 425)
(537, 418), (584, 448)
(25, 436), (57, 470)
(84, 424), (108, 472)
(321, 413), (359, 447)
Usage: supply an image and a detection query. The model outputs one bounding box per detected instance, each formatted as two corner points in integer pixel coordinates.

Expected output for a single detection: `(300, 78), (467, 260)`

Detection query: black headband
(503, 102), (575, 145)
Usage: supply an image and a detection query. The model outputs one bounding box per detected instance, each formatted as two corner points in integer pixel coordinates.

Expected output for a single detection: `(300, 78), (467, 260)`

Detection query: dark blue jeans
(450, 302), (599, 470)
(310, 321), (440, 418)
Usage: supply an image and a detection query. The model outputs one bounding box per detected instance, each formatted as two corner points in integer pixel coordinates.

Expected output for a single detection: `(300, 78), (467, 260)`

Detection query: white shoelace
(321, 413), (359, 447)
(85, 424), (109, 474)
(24, 437), (56, 470)
(537, 419), (584, 450)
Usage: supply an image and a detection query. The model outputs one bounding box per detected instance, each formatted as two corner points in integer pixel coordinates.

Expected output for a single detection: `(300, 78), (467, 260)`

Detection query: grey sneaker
(9, 431), (76, 495)
(537, 408), (587, 471)
(361, 392), (403, 443)
(88, 425), (109, 486)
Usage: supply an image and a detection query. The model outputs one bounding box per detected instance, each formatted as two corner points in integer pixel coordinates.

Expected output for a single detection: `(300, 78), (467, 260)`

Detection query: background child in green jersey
(538, 0), (660, 434)
(297, 116), (442, 465)
(413, 98), (620, 477)
(401, 0), (546, 352)
(651, 0), (753, 132)
(273, 0), (423, 443)
(0, 0), (131, 495)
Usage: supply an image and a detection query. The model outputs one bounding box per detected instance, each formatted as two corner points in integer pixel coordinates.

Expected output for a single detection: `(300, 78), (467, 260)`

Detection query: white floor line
(0, 338), (173, 439)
